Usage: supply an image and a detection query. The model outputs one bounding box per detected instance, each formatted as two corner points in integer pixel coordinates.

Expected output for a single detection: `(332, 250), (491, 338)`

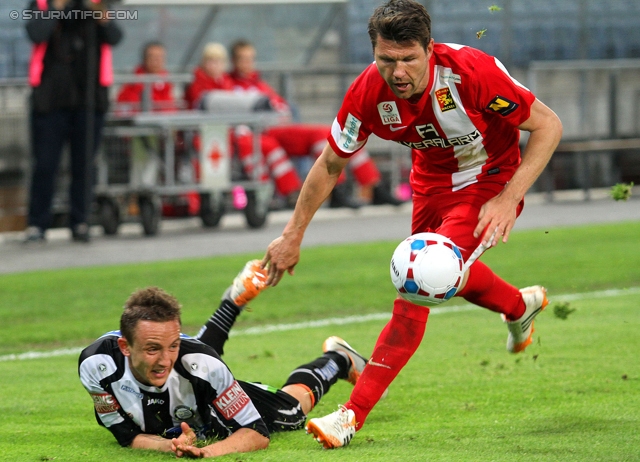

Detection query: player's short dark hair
(120, 287), (182, 344)
(367, 0), (432, 50)
(230, 39), (254, 60)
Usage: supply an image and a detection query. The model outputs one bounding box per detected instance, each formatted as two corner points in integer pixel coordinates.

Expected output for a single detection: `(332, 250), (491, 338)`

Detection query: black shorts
(239, 381), (306, 433)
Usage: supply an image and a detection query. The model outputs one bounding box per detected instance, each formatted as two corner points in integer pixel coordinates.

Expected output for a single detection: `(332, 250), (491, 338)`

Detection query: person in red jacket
(185, 43), (302, 207)
(184, 42), (234, 109)
(229, 39), (403, 208)
(116, 41), (175, 113)
(116, 42), (196, 216)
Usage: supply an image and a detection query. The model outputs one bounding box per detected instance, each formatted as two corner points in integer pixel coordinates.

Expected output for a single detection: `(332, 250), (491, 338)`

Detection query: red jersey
(229, 69), (289, 113)
(328, 43), (536, 195)
(116, 66), (175, 112)
(185, 67), (234, 109)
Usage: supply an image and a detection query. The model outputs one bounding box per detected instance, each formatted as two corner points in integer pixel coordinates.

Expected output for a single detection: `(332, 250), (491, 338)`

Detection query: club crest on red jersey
(377, 101), (402, 125)
(435, 87), (456, 112)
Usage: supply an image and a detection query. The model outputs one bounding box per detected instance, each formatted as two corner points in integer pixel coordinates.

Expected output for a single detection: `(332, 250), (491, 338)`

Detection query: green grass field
(1, 221), (639, 461)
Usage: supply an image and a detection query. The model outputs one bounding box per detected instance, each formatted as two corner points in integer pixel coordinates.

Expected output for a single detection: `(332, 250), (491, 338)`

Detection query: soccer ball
(390, 232), (465, 306)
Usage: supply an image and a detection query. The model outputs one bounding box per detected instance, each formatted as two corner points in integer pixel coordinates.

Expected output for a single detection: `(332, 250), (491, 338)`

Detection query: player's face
(144, 45), (166, 74)
(233, 46), (256, 77)
(120, 320), (181, 388)
(374, 37), (434, 100)
(202, 56), (226, 79)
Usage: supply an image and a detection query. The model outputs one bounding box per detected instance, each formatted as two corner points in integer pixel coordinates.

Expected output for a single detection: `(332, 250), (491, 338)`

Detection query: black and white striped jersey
(78, 331), (269, 447)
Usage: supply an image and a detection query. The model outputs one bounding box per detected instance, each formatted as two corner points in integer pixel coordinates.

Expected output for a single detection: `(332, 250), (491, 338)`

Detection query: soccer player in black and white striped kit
(78, 260), (368, 458)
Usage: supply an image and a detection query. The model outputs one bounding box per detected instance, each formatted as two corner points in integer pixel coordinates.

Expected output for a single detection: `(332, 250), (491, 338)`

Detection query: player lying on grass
(78, 260), (370, 458)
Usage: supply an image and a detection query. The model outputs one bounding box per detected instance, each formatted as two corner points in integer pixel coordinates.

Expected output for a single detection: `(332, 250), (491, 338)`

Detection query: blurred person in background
(186, 42), (303, 209)
(116, 41), (175, 112)
(116, 41), (196, 216)
(184, 42), (234, 109)
(229, 39), (404, 209)
(24, 0), (122, 243)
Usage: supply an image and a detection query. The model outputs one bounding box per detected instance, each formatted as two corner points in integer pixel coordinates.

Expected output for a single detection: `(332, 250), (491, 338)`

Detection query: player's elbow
(538, 104), (563, 145)
(242, 432), (269, 453)
(256, 434), (270, 450)
(556, 117), (563, 140)
(549, 110), (563, 142)
(240, 428), (270, 452)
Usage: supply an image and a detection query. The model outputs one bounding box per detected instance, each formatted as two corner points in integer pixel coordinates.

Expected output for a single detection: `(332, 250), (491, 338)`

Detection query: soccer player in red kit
(262, 0), (563, 449)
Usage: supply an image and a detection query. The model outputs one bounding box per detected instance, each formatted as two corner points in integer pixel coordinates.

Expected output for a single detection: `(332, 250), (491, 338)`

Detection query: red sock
(457, 260), (525, 320)
(345, 299), (429, 430)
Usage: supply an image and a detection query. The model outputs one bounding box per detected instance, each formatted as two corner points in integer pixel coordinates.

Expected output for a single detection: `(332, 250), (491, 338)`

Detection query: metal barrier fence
(527, 59), (640, 199)
(1, 59), (639, 231)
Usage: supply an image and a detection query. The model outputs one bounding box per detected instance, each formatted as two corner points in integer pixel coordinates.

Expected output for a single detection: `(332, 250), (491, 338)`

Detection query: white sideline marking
(2, 286), (639, 363)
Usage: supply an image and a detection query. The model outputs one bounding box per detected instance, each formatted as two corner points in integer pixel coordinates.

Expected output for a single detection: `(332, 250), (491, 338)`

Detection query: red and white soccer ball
(390, 232), (465, 306)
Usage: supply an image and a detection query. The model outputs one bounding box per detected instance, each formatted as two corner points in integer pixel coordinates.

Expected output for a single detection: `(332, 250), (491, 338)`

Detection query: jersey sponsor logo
(147, 398), (165, 406)
(120, 385), (143, 399)
(435, 88), (457, 112)
(439, 69), (461, 84)
(486, 95), (518, 116)
(377, 101), (402, 125)
(91, 393), (120, 414)
(213, 381), (251, 420)
(341, 113), (362, 151)
(416, 123), (440, 139)
(401, 128), (482, 150)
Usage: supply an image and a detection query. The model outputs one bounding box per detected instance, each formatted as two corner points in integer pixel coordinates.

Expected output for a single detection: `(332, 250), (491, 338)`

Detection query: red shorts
(264, 125), (328, 157)
(411, 183), (524, 261)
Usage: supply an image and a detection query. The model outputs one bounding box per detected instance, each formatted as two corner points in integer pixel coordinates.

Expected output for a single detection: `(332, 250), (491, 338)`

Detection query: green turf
(1, 221), (639, 461)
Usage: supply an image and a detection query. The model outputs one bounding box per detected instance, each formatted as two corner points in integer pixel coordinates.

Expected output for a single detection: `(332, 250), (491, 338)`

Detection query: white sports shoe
(322, 336), (367, 385)
(323, 336), (390, 399)
(306, 406), (356, 449)
(503, 285), (549, 353)
(225, 260), (268, 307)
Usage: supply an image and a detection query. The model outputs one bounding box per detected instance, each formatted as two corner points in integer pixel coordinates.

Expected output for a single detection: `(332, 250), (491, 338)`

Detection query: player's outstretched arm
(474, 99), (562, 246)
(172, 426), (269, 458)
(263, 143), (349, 286)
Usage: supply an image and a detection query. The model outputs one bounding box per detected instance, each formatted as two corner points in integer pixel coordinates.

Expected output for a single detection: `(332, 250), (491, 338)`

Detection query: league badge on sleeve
(486, 95), (519, 116)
